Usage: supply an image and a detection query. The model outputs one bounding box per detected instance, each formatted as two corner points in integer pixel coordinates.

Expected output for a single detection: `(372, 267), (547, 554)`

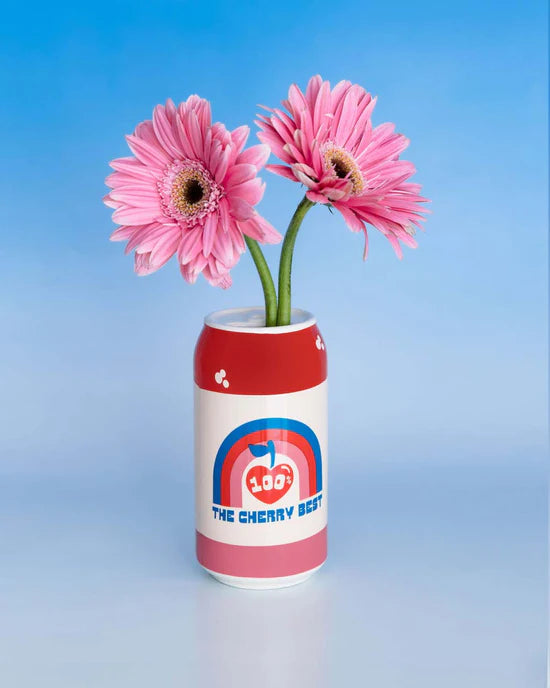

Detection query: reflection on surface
(192, 570), (330, 688)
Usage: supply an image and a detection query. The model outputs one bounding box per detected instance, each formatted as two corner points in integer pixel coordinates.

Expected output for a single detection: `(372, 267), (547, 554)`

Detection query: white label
(194, 382), (328, 547)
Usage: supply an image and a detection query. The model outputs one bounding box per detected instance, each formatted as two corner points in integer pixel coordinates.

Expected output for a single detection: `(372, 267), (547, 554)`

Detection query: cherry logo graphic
(246, 464), (294, 504)
(245, 441), (294, 504)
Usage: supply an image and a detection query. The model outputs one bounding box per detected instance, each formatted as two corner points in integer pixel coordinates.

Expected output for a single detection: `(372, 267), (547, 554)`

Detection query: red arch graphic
(229, 440), (311, 507)
(219, 429), (317, 506)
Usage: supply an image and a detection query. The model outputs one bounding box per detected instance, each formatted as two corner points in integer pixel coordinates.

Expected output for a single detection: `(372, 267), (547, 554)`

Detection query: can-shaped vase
(194, 307), (328, 589)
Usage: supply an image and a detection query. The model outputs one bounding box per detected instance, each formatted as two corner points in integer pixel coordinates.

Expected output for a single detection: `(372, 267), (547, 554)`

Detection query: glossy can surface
(193, 307), (328, 589)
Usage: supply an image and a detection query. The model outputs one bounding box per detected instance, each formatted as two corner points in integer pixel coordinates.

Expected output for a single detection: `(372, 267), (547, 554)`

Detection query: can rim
(204, 307), (316, 334)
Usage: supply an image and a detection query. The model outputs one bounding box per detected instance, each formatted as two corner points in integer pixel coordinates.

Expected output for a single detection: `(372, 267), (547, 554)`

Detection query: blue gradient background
(0, 1), (547, 686)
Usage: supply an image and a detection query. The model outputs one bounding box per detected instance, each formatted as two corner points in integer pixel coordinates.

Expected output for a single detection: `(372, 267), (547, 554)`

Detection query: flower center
(158, 160), (222, 226)
(322, 145), (364, 195)
(172, 170), (209, 214)
(184, 178), (205, 205)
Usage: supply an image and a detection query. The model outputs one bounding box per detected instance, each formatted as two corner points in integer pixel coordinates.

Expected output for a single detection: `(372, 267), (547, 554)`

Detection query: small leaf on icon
(248, 443), (271, 458)
(248, 441), (276, 467)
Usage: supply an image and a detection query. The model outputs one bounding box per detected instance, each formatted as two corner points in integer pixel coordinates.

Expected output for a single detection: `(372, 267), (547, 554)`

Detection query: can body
(194, 307), (328, 589)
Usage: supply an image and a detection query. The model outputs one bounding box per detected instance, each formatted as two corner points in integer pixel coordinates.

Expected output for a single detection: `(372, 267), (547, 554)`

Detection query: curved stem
(276, 195), (315, 326)
(244, 236), (278, 327)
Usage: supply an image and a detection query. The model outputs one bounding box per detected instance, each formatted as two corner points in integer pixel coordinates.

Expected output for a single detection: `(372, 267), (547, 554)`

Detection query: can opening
(204, 307), (316, 334)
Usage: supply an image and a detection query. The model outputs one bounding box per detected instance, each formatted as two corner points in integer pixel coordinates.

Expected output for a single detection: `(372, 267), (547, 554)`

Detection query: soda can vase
(194, 307), (328, 590)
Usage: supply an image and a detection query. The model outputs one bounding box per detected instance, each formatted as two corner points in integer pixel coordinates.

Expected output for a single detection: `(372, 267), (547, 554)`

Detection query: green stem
(244, 235), (278, 327)
(276, 195), (315, 326)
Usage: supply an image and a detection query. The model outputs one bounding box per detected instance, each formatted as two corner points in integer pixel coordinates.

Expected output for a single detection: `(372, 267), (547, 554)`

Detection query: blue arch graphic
(212, 417), (323, 505)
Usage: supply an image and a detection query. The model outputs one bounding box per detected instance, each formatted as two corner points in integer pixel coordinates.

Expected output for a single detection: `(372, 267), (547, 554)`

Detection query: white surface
(204, 306), (316, 333)
(195, 383), (328, 545)
(0, 461), (545, 688)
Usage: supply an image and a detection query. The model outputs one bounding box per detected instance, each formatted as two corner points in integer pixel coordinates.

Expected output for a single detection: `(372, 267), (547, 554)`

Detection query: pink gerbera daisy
(257, 75), (428, 258)
(104, 96), (281, 288)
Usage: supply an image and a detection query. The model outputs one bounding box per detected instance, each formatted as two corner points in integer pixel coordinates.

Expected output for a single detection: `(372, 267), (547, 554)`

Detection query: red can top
(194, 307), (327, 395)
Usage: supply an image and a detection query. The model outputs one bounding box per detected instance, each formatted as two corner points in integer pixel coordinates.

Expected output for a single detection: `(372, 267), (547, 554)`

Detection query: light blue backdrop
(0, 1), (547, 686)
